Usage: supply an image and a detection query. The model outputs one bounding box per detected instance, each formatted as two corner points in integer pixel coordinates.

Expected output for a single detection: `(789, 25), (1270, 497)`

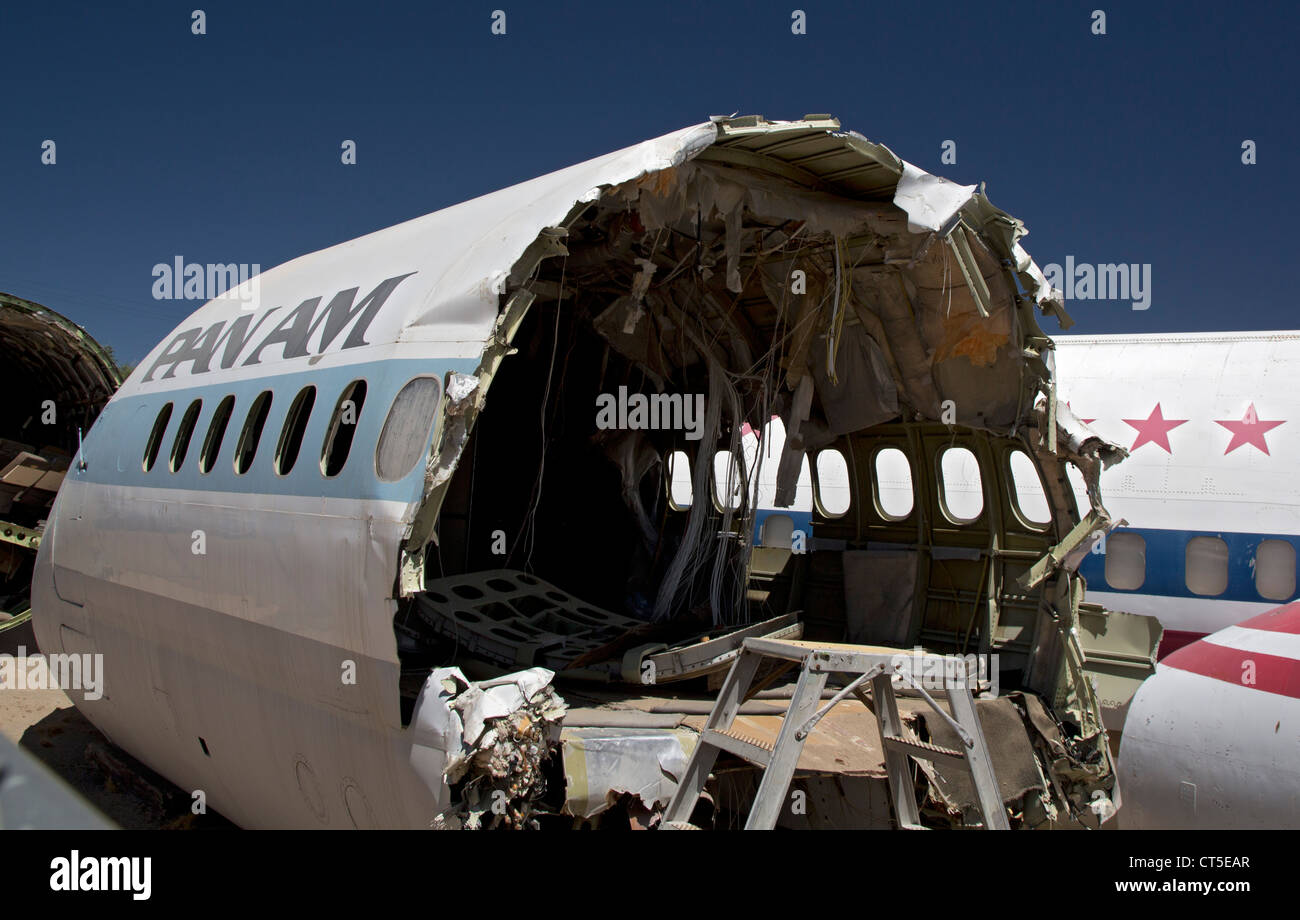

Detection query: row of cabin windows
(140, 377), (442, 483)
(665, 442), (1051, 529)
(1103, 532), (1297, 601)
(666, 432), (1297, 601)
(666, 449), (846, 515)
(860, 445), (1054, 528)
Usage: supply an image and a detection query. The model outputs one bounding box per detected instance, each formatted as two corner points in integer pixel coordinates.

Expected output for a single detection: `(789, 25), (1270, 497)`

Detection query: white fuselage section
(1055, 332), (1300, 651)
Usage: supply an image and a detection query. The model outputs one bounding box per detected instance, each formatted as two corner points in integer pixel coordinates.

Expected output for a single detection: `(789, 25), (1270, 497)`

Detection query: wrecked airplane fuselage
(0, 292), (120, 646)
(33, 115), (1157, 829)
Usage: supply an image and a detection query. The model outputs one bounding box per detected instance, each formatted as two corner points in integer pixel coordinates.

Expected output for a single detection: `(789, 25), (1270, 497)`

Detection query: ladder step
(666, 639), (1007, 830)
(883, 735), (967, 763)
(703, 728), (774, 767)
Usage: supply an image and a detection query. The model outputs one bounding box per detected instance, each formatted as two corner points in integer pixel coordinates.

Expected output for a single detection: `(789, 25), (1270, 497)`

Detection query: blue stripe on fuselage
(752, 508), (813, 544)
(1075, 526), (1297, 605)
(753, 513), (1299, 607)
(74, 358), (480, 502)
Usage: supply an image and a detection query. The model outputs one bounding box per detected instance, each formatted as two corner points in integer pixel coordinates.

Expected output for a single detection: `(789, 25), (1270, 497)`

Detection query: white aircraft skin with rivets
(1053, 332), (1300, 656)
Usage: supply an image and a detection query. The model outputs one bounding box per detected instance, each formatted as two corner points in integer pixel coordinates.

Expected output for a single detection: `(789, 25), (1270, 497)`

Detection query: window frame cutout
(143, 402), (174, 472)
(233, 390), (274, 476)
(375, 376), (442, 483)
(320, 379), (368, 478)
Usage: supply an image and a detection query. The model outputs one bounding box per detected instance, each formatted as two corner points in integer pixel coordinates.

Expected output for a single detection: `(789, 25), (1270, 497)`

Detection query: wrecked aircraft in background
(34, 115), (1159, 829)
(0, 292), (120, 648)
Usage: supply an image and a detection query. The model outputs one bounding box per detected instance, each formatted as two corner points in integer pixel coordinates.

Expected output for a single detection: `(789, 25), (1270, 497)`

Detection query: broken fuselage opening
(394, 128), (1144, 823)
(0, 293), (120, 630)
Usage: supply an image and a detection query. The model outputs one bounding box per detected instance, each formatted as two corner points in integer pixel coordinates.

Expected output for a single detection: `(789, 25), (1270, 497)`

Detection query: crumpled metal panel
(409, 666), (567, 829)
(560, 726), (697, 819)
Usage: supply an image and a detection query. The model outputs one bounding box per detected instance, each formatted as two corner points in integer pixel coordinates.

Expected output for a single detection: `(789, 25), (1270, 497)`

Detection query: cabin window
(938, 447), (983, 523)
(1105, 532), (1146, 590)
(760, 513), (795, 549)
(814, 448), (851, 518)
(1008, 449), (1052, 527)
(143, 402), (173, 472)
(1255, 539), (1296, 601)
(666, 450), (692, 510)
(321, 380), (367, 477)
(1185, 536), (1229, 596)
(275, 386), (316, 476)
(168, 399), (203, 472)
(873, 446), (913, 520)
(712, 450), (744, 511)
(376, 376), (441, 482)
(234, 390), (273, 475)
(1064, 463), (1091, 517)
(199, 395), (235, 474)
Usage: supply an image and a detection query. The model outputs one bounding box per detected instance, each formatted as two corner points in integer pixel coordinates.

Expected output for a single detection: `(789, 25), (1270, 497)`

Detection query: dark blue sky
(2, 1), (1295, 364)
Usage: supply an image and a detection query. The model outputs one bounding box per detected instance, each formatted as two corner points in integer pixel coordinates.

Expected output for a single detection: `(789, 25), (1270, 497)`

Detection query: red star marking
(1122, 403), (1188, 453)
(1215, 403), (1284, 455)
(1065, 401), (1096, 424)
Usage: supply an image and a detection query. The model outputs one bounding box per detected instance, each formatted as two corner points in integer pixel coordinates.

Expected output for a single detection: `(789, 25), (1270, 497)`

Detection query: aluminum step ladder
(662, 637), (1009, 829)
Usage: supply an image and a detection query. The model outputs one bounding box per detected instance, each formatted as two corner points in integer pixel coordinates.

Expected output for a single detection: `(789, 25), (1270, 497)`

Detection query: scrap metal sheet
(561, 726), (697, 819)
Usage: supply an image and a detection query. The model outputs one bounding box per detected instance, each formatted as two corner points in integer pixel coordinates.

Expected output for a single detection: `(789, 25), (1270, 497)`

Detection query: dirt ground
(0, 629), (236, 830)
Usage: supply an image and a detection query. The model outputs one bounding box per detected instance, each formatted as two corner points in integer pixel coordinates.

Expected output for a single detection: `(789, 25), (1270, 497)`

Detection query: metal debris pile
(906, 691), (1116, 829)
(417, 667), (567, 829)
